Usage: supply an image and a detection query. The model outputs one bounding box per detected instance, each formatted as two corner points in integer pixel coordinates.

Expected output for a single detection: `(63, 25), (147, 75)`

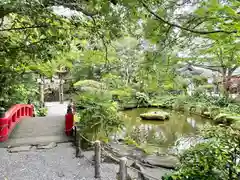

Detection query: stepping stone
(8, 146), (32, 153)
(37, 142), (57, 149)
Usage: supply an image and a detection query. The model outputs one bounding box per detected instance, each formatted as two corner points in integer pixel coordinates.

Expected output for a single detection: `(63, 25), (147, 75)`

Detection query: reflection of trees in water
(187, 118), (196, 128)
(120, 109), (206, 148)
(127, 115), (197, 147)
(129, 124), (166, 145)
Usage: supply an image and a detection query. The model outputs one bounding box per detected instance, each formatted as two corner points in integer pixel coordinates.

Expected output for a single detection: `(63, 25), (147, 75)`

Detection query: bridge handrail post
(0, 107), (5, 118)
(0, 107), (8, 141)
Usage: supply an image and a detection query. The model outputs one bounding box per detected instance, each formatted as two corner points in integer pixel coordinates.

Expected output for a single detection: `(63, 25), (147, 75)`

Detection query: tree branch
(140, 1), (238, 35)
(229, 65), (238, 74)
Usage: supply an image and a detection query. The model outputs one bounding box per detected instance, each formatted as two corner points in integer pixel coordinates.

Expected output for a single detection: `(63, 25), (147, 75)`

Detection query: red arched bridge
(0, 102), (75, 147)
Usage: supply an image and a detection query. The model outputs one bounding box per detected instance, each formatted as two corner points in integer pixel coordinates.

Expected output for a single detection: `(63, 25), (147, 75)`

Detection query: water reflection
(117, 108), (209, 151)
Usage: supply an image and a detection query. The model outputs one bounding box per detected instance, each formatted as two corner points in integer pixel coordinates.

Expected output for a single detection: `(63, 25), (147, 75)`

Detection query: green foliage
(135, 92), (150, 107)
(110, 88), (134, 102)
(74, 80), (105, 90)
(226, 104), (240, 114)
(165, 125), (240, 180)
(0, 73), (38, 108)
(74, 91), (123, 140)
(36, 107), (48, 117)
(192, 75), (208, 86)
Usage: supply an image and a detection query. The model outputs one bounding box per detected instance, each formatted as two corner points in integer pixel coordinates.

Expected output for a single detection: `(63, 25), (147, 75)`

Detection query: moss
(232, 121), (240, 130)
(150, 103), (169, 108)
(208, 107), (220, 119)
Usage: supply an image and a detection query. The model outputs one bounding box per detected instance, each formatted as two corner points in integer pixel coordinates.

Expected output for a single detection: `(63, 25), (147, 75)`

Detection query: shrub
(74, 90), (123, 141)
(36, 107), (48, 117)
(226, 104), (240, 114)
(164, 125), (240, 180)
(135, 92), (150, 107)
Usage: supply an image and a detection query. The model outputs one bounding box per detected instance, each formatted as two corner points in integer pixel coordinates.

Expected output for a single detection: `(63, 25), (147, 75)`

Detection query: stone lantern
(56, 68), (68, 104)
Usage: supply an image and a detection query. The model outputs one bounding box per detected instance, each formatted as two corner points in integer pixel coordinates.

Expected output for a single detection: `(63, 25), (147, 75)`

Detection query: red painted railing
(0, 104), (34, 142)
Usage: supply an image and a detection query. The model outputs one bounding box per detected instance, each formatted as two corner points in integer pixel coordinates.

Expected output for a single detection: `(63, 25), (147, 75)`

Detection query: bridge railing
(0, 104), (34, 142)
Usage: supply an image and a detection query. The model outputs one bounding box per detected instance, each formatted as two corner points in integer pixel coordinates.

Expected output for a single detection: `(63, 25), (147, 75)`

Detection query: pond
(113, 108), (210, 154)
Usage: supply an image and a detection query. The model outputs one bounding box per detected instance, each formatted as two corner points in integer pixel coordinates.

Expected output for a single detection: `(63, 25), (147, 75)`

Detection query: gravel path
(0, 143), (119, 180)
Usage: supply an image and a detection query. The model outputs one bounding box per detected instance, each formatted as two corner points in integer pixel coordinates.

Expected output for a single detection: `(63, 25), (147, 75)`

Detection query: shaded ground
(0, 143), (119, 180)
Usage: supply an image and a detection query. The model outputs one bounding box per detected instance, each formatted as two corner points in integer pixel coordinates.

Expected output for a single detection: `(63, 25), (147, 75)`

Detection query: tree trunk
(222, 69), (232, 99)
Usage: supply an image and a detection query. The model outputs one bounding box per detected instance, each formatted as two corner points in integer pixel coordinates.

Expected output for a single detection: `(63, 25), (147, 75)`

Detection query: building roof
(177, 65), (220, 78)
(232, 67), (240, 76)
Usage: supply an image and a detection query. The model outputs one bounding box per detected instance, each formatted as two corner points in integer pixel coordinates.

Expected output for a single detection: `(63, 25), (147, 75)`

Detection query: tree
(189, 35), (240, 96)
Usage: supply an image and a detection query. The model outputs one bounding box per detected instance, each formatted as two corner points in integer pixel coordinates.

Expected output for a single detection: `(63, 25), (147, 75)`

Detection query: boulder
(141, 154), (179, 169)
(130, 161), (170, 180)
(214, 113), (240, 125)
(203, 111), (210, 117)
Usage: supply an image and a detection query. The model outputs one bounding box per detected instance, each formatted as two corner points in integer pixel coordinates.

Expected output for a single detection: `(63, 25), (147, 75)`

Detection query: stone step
(0, 135), (73, 148)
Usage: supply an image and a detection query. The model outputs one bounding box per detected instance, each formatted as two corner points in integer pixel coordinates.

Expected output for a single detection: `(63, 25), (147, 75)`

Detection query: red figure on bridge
(65, 101), (75, 136)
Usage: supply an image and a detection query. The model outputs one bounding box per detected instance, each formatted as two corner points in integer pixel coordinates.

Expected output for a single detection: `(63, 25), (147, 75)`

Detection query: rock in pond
(140, 111), (170, 120)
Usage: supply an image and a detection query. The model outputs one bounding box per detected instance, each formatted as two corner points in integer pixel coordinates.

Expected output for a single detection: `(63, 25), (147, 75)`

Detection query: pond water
(114, 108), (210, 154)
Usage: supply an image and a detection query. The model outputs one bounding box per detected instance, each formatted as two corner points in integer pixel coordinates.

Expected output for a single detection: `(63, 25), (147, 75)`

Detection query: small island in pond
(140, 111), (170, 120)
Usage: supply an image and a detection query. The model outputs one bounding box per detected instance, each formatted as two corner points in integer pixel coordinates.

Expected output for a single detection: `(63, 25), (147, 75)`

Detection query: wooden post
(74, 126), (77, 145)
(94, 140), (101, 178)
(76, 137), (83, 158)
(119, 157), (127, 180)
(59, 76), (64, 104)
(75, 128), (83, 158)
(39, 76), (44, 108)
